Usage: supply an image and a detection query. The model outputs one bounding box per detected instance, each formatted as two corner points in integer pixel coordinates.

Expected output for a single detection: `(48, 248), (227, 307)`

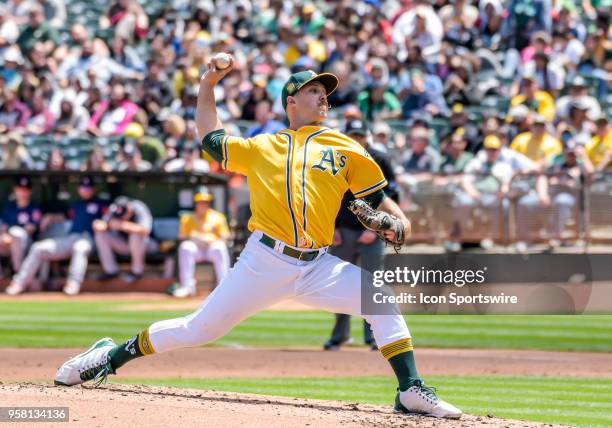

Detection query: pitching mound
(0, 383), (560, 428)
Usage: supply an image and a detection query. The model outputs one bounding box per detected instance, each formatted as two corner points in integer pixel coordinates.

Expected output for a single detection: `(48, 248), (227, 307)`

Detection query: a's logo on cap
(287, 82), (295, 93)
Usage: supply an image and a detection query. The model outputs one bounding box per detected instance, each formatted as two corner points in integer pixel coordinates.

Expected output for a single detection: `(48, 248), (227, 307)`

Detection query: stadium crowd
(0, 0), (611, 264)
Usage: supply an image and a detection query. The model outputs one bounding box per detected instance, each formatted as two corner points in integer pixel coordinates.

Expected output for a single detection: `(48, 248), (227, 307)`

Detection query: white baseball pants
(178, 240), (230, 291)
(0, 226), (30, 272)
(12, 233), (92, 288)
(149, 230), (410, 353)
(94, 231), (153, 275)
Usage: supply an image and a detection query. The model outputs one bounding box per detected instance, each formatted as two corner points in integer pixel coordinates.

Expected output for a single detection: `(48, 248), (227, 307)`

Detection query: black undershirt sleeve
(362, 189), (386, 209)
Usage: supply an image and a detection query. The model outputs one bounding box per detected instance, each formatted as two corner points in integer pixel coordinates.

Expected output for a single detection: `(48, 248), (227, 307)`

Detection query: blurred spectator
(449, 135), (513, 250)
(82, 146), (112, 172)
(503, 0), (552, 50)
(510, 114), (562, 166)
(399, 126), (441, 173)
(100, 0), (149, 43)
(109, 36), (145, 73)
(555, 76), (601, 121)
(371, 121), (394, 153)
(401, 68), (447, 119)
(0, 88), (30, 132)
(160, 112), (187, 158)
(57, 39), (143, 84)
(16, 4), (58, 54)
(240, 75), (271, 121)
(393, 4), (443, 60)
(544, 141), (594, 247)
(163, 144), (209, 173)
(585, 116), (612, 171)
(448, 103), (480, 149)
(557, 97), (595, 142)
(46, 147), (66, 171)
(0, 132), (33, 169)
(510, 75), (555, 122)
(41, 0), (67, 29)
(440, 128), (474, 173)
(0, 5), (20, 51)
(0, 176), (41, 279)
(0, 46), (23, 90)
(357, 82), (402, 121)
(123, 122), (165, 167)
(326, 60), (358, 108)
(117, 143), (152, 172)
(523, 50), (566, 95)
(53, 98), (90, 136)
(25, 89), (54, 135)
(88, 83), (139, 137)
(247, 99), (285, 137)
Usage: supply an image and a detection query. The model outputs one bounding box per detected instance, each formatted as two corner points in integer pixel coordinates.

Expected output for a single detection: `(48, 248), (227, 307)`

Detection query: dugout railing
(397, 170), (612, 247)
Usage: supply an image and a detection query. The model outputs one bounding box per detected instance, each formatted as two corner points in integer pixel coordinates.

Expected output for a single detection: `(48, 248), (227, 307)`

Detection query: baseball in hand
(212, 53), (231, 70)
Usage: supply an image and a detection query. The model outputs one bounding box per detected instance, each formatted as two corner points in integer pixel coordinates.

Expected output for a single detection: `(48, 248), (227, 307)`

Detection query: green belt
(259, 234), (322, 261)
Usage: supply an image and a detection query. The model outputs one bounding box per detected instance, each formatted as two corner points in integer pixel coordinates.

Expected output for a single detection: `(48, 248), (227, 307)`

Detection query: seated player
(171, 186), (230, 298)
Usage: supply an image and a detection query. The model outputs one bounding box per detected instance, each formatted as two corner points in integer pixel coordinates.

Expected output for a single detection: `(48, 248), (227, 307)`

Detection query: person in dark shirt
(323, 119), (399, 351)
(0, 177), (41, 276)
(6, 176), (106, 296)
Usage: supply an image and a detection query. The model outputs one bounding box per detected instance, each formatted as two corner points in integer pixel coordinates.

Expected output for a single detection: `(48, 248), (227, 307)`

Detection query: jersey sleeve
(178, 214), (192, 239)
(346, 146), (388, 198)
(221, 135), (255, 175)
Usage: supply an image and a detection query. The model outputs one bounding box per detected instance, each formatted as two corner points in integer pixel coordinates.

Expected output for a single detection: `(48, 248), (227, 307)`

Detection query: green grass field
(1, 300), (612, 351)
(2, 299), (612, 427)
(121, 375), (612, 427)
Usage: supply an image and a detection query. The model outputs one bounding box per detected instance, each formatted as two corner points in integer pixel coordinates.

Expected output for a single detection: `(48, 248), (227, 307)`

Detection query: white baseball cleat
(55, 337), (116, 386)
(395, 380), (462, 419)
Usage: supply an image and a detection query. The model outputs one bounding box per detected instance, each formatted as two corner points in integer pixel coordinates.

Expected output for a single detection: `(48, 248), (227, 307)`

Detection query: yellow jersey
(510, 132), (562, 163)
(510, 91), (556, 122)
(585, 131), (612, 168)
(179, 209), (230, 242)
(221, 126), (387, 248)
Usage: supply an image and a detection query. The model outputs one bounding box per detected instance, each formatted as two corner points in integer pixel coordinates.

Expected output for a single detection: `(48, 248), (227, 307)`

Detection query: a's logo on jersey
(312, 147), (346, 175)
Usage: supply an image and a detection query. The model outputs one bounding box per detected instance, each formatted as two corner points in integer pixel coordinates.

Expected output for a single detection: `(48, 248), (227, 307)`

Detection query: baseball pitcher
(55, 57), (461, 419)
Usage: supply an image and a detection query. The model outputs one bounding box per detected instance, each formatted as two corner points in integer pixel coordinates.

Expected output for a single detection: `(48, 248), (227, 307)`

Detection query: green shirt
(357, 91), (401, 121)
(441, 151), (474, 173)
(17, 23), (58, 53)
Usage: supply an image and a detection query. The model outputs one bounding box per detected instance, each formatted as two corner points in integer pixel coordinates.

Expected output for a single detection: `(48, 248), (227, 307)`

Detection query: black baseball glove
(348, 199), (406, 247)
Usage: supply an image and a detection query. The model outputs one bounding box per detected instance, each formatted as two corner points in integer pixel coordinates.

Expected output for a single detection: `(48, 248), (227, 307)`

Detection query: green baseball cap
(281, 70), (339, 111)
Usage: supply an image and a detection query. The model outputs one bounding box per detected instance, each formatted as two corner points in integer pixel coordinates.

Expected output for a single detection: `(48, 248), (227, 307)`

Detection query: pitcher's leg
(295, 255), (419, 389)
(107, 237), (298, 370)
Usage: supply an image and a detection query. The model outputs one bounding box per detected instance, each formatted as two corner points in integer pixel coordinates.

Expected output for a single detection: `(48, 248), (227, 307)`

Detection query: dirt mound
(0, 383), (561, 428)
(3, 347), (612, 382)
